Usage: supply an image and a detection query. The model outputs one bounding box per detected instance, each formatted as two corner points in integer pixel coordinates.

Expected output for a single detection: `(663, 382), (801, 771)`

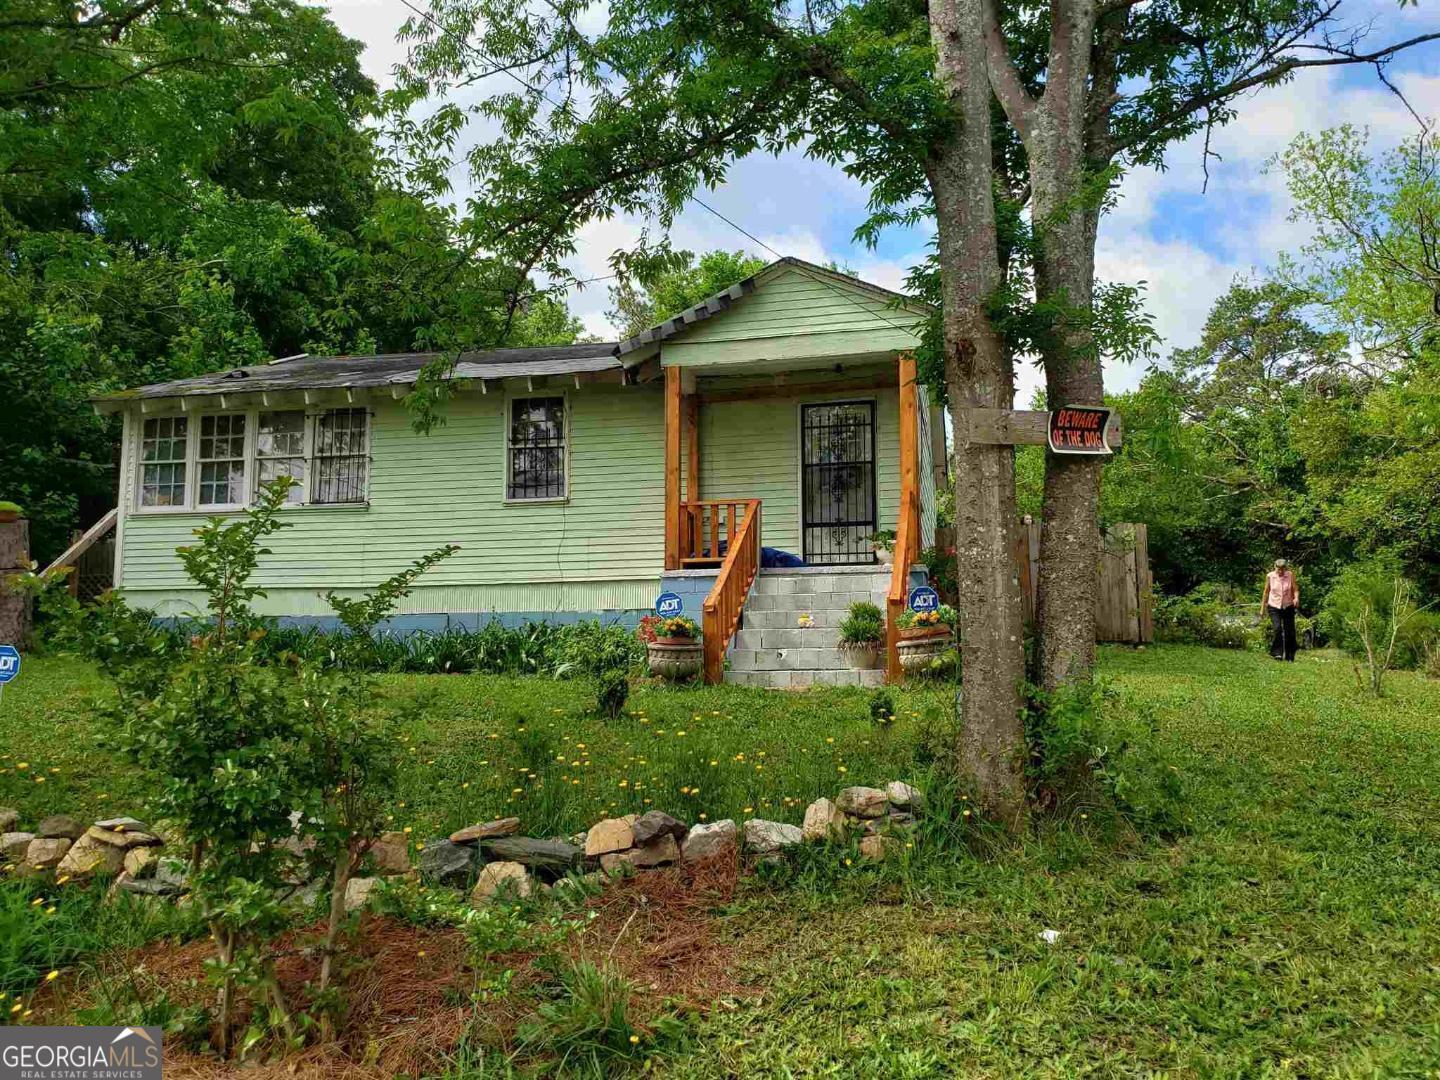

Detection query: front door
(800, 401), (877, 565)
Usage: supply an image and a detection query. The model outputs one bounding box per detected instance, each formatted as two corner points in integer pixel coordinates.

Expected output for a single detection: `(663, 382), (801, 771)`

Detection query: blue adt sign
(907, 586), (941, 614)
(655, 592), (684, 617)
(0, 645), (19, 684)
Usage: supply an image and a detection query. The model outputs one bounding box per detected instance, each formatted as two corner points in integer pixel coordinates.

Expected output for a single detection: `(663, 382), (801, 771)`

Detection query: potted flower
(838, 601), (885, 670)
(870, 530), (897, 567)
(641, 614), (703, 681)
(895, 605), (957, 673)
(0, 501), (22, 524)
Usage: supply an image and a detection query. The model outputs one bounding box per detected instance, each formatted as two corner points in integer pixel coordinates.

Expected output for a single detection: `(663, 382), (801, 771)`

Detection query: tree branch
(981, 0), (1036, 136)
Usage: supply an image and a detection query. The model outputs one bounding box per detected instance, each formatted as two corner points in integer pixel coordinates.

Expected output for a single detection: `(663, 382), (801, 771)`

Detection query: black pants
(1268, 605), (1297, 661)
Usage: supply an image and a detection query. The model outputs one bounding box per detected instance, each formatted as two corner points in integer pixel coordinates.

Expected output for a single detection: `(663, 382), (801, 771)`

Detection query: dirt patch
(44, 859), (748, 1077)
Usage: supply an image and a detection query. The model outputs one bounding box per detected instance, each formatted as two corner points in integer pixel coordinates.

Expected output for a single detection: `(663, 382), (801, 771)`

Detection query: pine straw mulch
(48, 855), (750, 1079)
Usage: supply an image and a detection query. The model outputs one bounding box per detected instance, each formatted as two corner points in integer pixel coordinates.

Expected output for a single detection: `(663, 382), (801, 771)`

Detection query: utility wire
(392, 0), (925, 340)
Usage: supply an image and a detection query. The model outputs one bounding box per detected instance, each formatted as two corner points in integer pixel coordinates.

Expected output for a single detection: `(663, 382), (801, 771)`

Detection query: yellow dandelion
(403, 826), (413, 834)
(676, 730), (686, 737)
(743, 806), (753, 814)
(844, 858), (853, 867)
(15, 762), (27, 770)
(9, 1003), (20, 1015)
(629, 1035), (640, 1045)
(34, 776), (45, 784)
(698, 813), (708, 821)
(416, 843), (426, 851)
(55, 875), (69, 885)
(511, 788), (522, 795)
(45, 970), (59, 982)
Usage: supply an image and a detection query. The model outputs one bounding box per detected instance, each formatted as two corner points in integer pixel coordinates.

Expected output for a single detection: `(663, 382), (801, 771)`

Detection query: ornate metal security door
(800, 401), (877, 564)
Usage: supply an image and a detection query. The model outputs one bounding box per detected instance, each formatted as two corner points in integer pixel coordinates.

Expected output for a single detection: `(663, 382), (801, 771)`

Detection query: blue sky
(326, 0), (1439, 404)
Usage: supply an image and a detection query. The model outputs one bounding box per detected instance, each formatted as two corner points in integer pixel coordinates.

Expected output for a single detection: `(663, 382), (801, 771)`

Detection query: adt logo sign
(0, 644), (19, 684)
(655, 592), (684, 618)
(907, 586), (940, 614)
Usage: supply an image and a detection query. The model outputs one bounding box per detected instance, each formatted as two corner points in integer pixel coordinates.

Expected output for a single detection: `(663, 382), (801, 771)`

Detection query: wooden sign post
(960, 406), (1121, 452)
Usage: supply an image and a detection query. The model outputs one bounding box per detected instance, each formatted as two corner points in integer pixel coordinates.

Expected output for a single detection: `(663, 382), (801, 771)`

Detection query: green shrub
(1154, 582), (1258, 650)
(517, 957), (642, 1068)
(838, 601), (885, 647)
(1320, 560), (1436, 671)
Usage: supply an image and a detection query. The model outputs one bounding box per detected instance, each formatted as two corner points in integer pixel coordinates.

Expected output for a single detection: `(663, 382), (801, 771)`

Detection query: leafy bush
(1154, 583), (1258, 650)
(1320, 560), (1435, 671)
(1024, 680), (1186, 834)
(518, 957), (642, 1068)
(838, 601), (884, 647)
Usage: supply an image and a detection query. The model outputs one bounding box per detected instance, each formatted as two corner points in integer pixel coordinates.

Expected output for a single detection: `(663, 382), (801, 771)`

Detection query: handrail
(42, 508), (118, 596)
(885, 489), (919, 681)
(680, 500), (751, 564)
(701, 499), (761, 684)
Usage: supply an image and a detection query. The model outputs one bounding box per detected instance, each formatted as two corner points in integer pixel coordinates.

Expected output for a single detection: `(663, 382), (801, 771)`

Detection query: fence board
(1011, 519), (1152, 645)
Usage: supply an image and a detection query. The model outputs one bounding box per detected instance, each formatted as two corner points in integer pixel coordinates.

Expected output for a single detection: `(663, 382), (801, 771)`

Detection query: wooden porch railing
(701, 499), (761, 684)
(886, 351), (921, 681)
(885, 489), (920, 681)
(43, 508), (118, 597)
(681, 500), (753, 566)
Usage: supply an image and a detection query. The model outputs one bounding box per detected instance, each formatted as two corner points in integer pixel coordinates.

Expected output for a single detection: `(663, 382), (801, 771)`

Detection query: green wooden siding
(661, 264), (925, 367)
(698, 385), (901, 557)
(118, 384), (667, 615)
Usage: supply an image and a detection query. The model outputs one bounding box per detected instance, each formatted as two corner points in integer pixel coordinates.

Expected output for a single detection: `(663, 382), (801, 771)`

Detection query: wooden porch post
(886, 352), (921, 682)
(684, 396), (700, 503)
(664, 365), (682, 570)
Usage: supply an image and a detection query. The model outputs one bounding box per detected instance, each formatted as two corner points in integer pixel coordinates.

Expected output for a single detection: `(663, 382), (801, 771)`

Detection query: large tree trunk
(929, 0), (1028, 830)
(1009, 0), (1107, 693)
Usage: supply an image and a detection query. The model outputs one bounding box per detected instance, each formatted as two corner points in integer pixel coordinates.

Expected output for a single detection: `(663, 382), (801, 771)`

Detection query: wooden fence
(1014, 519), (1153, 644)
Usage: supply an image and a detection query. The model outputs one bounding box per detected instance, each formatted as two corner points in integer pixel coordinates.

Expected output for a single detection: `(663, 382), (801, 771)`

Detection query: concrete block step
(727, 647), (851, 672)
(723, 668), (886, 689)
(732, 627), (841, 651)
(744, 589), (890, 613)
(751, 572), (891, 597)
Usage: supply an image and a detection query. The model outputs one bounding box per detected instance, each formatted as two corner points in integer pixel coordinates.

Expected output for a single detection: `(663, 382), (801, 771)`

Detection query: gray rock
(57, 834), (126, 878)
(37, 814), (85, 841)
(681, 820), (738, 862)
(859, 834), (901, 861)
(885, 781), (924, 812)
(480, 836), (582, 877)
(419, 839), (477, 887)
(631, 810), (687, 846)
(123, 846), (158, 878)
(862, 811), (917, 836)
(471, 860), (532, 902)
(584, 817), (634, 857)
(742, 818), (803, 855)
(154, 857), (190, 891)
(344, 876), (380, 913)
(836, 787), (889, 819)
(600, 834), (680, 872)
(23, 837), (70, 871)
(450, 817), (521, 845)
(0, 808), (18, 833)
(120, 877), (186, 899)
(2, 831), (36, 862)
(86, 822), (162, 849)
(370, 831), (412, 875)
(802, 798), (845, 842)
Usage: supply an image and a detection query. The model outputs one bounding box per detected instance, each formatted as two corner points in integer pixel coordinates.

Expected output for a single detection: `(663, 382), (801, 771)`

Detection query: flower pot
(648, 639), (703, 681)
(897, 633), (952, 674)
(873, 545), (894, 567)
(0, 510), (18, 524)
(841, 643), (883, 670)
(898, 625), (950, 642)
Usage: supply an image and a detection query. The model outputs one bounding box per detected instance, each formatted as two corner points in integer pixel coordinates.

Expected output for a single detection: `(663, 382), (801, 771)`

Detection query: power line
(391, 0), (925, 340)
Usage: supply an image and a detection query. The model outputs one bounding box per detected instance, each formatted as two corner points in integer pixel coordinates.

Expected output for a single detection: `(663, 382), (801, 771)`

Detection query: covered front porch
(659, 352), (938, 683)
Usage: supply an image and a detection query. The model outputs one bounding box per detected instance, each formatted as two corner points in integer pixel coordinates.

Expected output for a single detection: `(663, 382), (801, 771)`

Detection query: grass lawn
(4, 646), (1439, 1075)
(0, 656), (953, 838)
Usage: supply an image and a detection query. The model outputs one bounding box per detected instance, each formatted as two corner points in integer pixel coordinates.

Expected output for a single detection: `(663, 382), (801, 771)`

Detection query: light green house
(97, 258), (945, 686)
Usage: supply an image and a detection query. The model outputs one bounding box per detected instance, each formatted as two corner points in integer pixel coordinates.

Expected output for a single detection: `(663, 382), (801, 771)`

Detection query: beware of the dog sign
(1047, 406), (1115, 455)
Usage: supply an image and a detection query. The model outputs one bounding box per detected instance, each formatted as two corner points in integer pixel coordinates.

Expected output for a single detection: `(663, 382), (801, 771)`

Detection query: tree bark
(990, 0), (1107, 693)
(928, 0), (1028, 830)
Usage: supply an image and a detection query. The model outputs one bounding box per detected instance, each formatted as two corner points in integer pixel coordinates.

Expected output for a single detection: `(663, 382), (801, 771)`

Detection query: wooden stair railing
(701, 499), (761, 684)
(681, 500), (752, 566)
(885, 489), (919, 681)
(43, 508), (118, 596)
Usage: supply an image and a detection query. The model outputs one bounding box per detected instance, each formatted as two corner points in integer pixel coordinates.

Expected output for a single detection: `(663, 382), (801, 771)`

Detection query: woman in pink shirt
(1261, 559), (1300, 661)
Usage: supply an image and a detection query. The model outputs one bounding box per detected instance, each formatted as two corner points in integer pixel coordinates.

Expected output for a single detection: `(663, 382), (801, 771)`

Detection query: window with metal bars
(312, 408), (369, 504)
(139, 416), (188, 507)
(507, 397), (566, 500)
(197, 414), (247, 506)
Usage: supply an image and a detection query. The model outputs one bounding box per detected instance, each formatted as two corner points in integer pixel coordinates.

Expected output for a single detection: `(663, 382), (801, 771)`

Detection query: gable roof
(614, 256), (928, 354)
(95, 258), (929, 405)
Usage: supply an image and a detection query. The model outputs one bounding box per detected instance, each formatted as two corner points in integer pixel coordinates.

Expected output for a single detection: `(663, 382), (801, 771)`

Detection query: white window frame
(131, 405), (372, 514)
(503, 391), (570, 504)
(195, 412), (251, 511)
